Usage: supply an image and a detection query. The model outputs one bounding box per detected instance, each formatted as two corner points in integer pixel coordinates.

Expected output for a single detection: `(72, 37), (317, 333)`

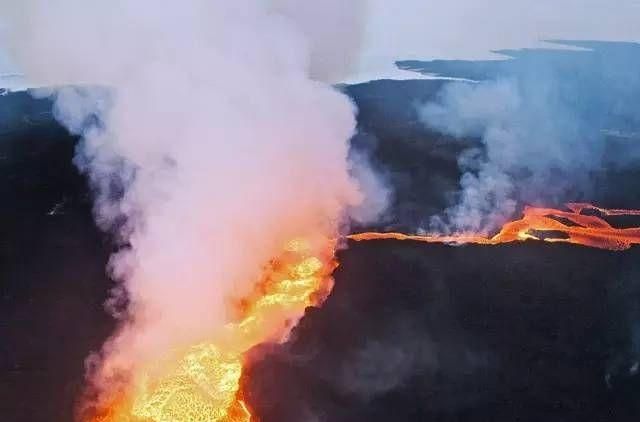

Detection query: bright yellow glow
(89, 238), (336, 422)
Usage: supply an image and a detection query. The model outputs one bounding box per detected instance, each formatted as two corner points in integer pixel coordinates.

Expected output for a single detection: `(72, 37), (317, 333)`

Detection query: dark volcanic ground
(247, 241), (640, 422)
(2, 43), (640, 421)
(0, 92), (114, 421)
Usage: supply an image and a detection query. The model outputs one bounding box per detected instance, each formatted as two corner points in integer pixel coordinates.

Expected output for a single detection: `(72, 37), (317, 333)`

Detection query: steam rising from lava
(7, 3), (639, 421)
(0, 0), (386, 419)
(420, 44), (640, 233)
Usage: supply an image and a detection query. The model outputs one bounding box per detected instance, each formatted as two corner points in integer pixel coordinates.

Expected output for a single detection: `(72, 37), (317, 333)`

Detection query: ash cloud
(0, 0), (386, 409)
(417, 41), (640, 233)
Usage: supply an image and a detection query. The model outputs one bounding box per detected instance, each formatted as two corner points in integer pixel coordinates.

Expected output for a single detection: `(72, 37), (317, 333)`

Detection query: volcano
(3, 41), (640, 422)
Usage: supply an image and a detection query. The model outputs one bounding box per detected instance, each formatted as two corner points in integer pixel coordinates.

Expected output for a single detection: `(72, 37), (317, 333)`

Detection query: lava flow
(349, 203), (640, 251)
(87, 238), (337, 422)
(87, 203), (640, 422)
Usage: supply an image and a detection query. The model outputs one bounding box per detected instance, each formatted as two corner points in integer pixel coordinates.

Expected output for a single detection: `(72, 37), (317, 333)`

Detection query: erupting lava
(88, 238), (337, 422)
(349, 203), (640, 251)
(87, 203), (640, 422)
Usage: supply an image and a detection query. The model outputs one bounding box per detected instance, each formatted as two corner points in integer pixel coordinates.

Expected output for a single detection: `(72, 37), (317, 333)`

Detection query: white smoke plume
(1, 0), (384, 407)
(419, 42), (640, 233)
(422, 76), (598, 233)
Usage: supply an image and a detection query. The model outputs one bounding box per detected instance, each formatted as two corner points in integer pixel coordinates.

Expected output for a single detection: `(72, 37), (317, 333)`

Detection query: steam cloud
(1, 0), (386, 407)
(419, 42), (640, 233)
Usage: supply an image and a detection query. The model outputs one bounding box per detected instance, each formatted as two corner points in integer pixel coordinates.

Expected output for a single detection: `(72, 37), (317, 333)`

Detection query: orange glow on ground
(86, 203), (640, 422)
(87, 238), (337, 422)
(349, 203), (640, 251)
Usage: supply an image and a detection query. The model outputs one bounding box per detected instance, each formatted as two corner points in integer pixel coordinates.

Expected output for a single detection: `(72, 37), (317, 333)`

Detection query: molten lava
(349, 203), (640, 251)
(87, 203), (640, 422)
(89, 238), (337, 422)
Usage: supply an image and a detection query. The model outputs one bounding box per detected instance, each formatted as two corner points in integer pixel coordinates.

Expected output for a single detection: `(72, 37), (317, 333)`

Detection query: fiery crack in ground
(89, 239), (336, 422)
(349, 203), (640, 250)
(88, 203), (640, 422)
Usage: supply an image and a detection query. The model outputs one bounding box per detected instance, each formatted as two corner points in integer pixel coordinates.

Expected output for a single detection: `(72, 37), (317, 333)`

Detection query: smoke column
(1, 0), (384, 410)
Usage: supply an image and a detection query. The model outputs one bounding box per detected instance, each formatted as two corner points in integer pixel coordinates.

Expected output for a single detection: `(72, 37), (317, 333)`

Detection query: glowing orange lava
(349, 203), (640, 251)
(87, 238), (337, 422)
(86, 203), (640, 422)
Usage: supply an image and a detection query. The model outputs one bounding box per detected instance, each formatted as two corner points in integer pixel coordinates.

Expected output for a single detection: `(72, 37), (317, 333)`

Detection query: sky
(2, 0), (640, 87)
